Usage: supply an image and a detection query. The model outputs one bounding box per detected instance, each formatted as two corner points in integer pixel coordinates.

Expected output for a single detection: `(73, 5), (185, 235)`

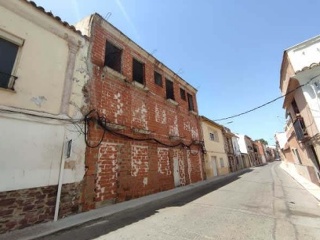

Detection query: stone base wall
(0, 182), (81, 234)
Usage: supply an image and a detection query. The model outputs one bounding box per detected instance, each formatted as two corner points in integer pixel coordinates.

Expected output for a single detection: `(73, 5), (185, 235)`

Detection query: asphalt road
(41, 162), (320, 240)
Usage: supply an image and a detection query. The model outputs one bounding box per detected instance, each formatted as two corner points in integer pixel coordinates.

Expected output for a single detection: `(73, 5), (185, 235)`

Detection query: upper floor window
(166, 78), (174, 100)
(187, 93), (194, 111)
(132, 58), (144, 84)
(220, 158), (225, 168)
(291, 99), (300, 115)
(180, 88), (186, 100)
(154, 71), (162, 87)
(104, 40), (122, 73)
(209, 131), (219, 142)
(0, 36), (21, 90)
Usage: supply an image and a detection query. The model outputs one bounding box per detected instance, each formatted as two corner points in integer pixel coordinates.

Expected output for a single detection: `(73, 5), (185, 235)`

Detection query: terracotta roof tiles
(23, 0), (85, 37)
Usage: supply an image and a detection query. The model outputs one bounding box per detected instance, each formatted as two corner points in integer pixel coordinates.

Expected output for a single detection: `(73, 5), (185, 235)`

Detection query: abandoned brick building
(76, 14), (205, 210)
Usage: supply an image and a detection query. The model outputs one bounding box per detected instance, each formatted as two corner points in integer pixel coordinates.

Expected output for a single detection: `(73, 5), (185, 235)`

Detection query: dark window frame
(0, 37), (19, 90)
(132, 58), (145, 85)
(104, 40), (122, 73)
(165, 78), (175, 100)
(154, 71), (163, 87)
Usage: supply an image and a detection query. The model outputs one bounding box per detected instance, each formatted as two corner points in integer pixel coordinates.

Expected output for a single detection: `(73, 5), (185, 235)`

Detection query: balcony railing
(293, 116), (309, 142)
(0, 71), (18, 90)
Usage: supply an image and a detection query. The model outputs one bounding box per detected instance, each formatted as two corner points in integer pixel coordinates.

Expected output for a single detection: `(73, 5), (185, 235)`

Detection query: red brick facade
(81, 14), (204, 210)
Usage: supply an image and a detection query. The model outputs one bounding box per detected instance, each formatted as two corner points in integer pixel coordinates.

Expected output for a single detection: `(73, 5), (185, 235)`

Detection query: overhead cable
(213, 73), (320, 122)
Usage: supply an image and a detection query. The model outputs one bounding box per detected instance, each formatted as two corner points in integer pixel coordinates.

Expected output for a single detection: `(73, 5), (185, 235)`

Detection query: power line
(213, 74), (320, 122)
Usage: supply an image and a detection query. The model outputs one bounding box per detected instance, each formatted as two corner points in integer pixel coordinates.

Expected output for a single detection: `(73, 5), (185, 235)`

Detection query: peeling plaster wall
(0, 2), (89, 233)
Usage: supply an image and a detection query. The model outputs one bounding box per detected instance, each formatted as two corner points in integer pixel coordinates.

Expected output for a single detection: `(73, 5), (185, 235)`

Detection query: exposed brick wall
(0, 183), (81, 234)
(82, 15), (204, 210)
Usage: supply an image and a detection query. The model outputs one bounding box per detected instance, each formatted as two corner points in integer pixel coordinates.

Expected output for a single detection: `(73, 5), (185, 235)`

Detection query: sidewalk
(0, 168), (250, 240)
(280, 161), (320, 201)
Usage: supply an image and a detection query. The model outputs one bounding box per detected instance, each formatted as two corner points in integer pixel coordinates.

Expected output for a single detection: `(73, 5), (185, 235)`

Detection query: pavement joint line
(0, 168), (251, 240)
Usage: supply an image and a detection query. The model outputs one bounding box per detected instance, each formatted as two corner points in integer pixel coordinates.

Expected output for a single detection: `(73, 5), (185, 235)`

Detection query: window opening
(104, 40), (122, 73)
(154, 71), (162, 86)
(0, 38), (19, 89)
(292, 99), (300, 115)
(187, 93), (194, 111)
(166, 78), (174, 100)
(133, 58), (144, 84)
(180, 88), (186, 100)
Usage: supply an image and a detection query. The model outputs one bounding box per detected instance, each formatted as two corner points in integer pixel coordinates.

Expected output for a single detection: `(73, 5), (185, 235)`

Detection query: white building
(232, 135), (244, 170)
(236, 134), (252, 168)
(0, 0), (89, 233)
(280, 35), (320, 186)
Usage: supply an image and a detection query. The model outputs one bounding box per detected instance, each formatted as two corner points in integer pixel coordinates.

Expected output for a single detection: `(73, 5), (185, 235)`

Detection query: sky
(34, 0), (320, 145)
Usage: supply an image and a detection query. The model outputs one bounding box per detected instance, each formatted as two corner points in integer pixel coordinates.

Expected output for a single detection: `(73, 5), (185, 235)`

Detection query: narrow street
(40, 162), (320, 240)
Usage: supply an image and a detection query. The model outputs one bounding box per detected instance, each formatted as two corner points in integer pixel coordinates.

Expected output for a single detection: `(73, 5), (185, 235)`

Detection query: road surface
(40, 162), (320, 240)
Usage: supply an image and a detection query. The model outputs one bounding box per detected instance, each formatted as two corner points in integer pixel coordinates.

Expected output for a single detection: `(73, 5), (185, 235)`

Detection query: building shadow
(38, 169), (253, 240)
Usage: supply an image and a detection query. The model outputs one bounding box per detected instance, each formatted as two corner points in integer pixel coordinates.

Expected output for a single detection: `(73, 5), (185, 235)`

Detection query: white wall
(0, 5), (70, 114)
(236, 134), (248, 154)
(0, 1), (88, 192)
(275, 132), (287, 149)
(232, 136), (241, 156)
(287, 36), (320, 73)
(0, 115), (85, 191)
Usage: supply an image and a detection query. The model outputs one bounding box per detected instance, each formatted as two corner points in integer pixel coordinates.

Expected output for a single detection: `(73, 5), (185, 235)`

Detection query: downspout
(54, 38), (81, 221)
(54, 135), (67, 221)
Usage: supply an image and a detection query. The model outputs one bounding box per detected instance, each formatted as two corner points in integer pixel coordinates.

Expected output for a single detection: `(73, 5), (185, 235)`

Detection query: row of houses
(275, 34), (320, 187)
(0, 1), (275, 233)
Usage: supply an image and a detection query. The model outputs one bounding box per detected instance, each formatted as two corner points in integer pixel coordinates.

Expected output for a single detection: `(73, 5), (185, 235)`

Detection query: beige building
(0, 0), (89, 233)
(200, 116), (229, 178)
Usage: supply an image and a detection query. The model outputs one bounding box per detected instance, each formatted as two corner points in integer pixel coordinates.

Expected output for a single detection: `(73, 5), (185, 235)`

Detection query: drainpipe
(54, 135), (67, 221)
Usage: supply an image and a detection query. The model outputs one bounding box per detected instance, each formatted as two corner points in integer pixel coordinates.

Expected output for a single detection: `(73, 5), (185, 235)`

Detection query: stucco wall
(236, 135), (248, 154)
(201, 121), (229, 178)
(0, 5), (70, 114)
(0, 115), (85, 192)
(287, 37), (320, 73)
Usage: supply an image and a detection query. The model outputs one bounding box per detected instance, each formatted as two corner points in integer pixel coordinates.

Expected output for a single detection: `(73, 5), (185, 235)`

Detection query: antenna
(177, 68), (184, 75)
(105, 12), (112, 21)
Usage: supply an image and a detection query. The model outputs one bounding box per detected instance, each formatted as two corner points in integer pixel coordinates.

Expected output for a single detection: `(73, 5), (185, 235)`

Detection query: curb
(280, 161), (320, 201)
(0, 168), (250, 240)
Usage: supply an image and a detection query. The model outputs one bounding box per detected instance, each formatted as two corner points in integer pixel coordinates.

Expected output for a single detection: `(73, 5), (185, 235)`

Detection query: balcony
(293, 116), (310, 142)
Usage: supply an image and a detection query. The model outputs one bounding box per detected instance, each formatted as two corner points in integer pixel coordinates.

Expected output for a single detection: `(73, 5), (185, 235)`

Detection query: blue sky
(34, 0), (320, 145)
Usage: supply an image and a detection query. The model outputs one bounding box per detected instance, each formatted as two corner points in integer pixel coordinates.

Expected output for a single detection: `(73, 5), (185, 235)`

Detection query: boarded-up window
(133, 58), (144, 84)
(187, 93), (194, 111)
(166, 78), (174, 100)
(104, 41), (122, 72)
(154, 71), (162, 86)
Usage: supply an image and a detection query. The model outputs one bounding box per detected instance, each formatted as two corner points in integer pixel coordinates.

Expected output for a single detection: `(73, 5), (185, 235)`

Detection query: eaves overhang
(22, 0), (87, 38)
(200, 116), (224, 130)
(282, 77), (299, 109)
